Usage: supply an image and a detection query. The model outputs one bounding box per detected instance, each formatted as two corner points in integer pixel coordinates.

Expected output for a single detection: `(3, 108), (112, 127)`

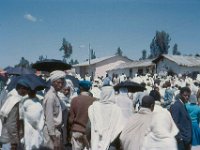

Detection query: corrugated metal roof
(157, 55), (200, 67)
(110, 59), (155, 71)
(73, 55), (132, 67)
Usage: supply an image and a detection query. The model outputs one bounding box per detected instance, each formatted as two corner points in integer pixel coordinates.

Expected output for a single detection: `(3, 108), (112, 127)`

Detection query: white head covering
(49, 70), (66, 82)
(99, 86), (115, 104)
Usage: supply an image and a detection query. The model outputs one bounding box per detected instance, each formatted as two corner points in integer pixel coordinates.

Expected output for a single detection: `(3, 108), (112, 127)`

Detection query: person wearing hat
(0, 78), (30, 150)
(68, 80), (95, 150)
(43, 70), (66, 150)
(186, 95), (200, 147)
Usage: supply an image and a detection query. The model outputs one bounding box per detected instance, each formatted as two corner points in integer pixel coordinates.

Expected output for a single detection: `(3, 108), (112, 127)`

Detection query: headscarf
(99, 86), (115, 104)
(79, 80), (92, 91)
(49, 70), (66, 82)
(64, 79), (75, 97)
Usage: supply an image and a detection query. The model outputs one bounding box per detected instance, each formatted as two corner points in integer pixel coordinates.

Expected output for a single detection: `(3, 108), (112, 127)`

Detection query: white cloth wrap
(49, 70), (66, 82)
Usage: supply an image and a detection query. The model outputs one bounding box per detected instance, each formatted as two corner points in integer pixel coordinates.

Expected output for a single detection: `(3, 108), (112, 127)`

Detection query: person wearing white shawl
(142, 99), (178, 150)
(120, 95), (155, 150)
(0, 79), (30, 150)
(115, 87), (133, 125)
(43, 70), (66, 150)
(88, 86), (124, 150)
(21, 90), (44, 150)
(58, 79), (77, 147)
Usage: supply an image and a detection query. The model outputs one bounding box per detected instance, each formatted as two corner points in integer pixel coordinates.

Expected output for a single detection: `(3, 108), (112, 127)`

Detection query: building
(152, 54), (200, 76)
(73, 55), (133, 80)
(107, 59), (155, 78)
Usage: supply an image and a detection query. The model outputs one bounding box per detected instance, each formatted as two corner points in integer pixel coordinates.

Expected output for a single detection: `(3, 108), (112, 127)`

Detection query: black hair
(149, 89), (161, 102)
(141, 95), (155, 108)
(180, 87), (191, 95)
(16, 84), (30, 91)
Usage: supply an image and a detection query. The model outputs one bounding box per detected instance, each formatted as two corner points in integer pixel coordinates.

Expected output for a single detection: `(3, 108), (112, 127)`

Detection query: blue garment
(102, 77), (112, 86)
(186, 103), (200, 145)
(163, 88), (174, 109)
(164, 88), (174, 102)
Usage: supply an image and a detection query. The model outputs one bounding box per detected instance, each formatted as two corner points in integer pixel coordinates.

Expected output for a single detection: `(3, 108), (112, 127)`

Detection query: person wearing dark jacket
(170, 87), (192, 150)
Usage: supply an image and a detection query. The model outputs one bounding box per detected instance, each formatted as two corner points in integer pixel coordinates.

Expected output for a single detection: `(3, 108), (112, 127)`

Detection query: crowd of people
(0, 70), (200, 150)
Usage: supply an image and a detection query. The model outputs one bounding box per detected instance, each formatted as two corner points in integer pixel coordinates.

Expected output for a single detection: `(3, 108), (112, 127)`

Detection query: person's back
(69, 94), (95, 133)
(120, 95), (155, 150)
(115, 88), (133, 124)
(69, 80), (95, 150)
(88, 86), (124, 150)
(163, 87), (174, 109)
(22, 95), (44, 150)
(142, 104), (178, 150)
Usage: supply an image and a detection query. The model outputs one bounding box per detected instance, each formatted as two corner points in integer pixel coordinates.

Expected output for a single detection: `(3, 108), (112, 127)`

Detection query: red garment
(69, 94), (95, 134)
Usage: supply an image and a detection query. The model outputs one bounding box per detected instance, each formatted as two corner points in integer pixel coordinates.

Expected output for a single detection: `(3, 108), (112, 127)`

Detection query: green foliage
(172, 43), (181, 55)
(195, 53), (200, 57)
(59, 38), (73, 62)
(141, 49), (147, 60)
(115, 47), (123, 56)
(91, 49), (96, 59)
(38, 55), (47, 61)
(15, 57), (30, 68)
(150, 31), (171, 58)
(69, 59), (79, 65)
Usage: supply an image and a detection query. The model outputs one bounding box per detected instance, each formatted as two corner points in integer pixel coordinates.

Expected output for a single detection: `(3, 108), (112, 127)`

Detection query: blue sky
(0, 0), (200, 68)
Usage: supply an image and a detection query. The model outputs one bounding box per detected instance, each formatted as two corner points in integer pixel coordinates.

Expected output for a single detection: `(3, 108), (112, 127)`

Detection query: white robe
(88, 86), (124, 150)
(115, 91), (133, 125)
(90, 86), (101, 100)
(142, 104), (178, 150)
(22, 96), (44, 150)
(120, 108), (153, 150)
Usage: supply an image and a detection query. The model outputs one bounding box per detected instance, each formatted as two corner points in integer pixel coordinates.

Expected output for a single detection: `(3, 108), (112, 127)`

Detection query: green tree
(69, 59), (79, 65)
(91, 49), (96, 59)
(195, 53), (200, 57)
(172, 43), (181, 55)
(141, 49), (147, 60)
(38, 55), (47, 61)
(150, 30), (171, 58)
(16, 57), (30, 68)
(59, 38), (73, 62)
(115, 47), (123, 56)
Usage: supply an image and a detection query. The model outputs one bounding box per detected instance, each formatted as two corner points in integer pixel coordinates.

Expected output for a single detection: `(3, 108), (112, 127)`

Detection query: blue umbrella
(24, 74), (47, 91)
(6, 67), (35, 75)
(7, 74), (47, 91)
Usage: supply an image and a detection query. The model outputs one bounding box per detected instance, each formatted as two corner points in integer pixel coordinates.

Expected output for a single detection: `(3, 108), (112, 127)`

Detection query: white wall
(156, 58), (200, 75)
(95, 56), (130, 78)
(107, 66), (154, 78)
